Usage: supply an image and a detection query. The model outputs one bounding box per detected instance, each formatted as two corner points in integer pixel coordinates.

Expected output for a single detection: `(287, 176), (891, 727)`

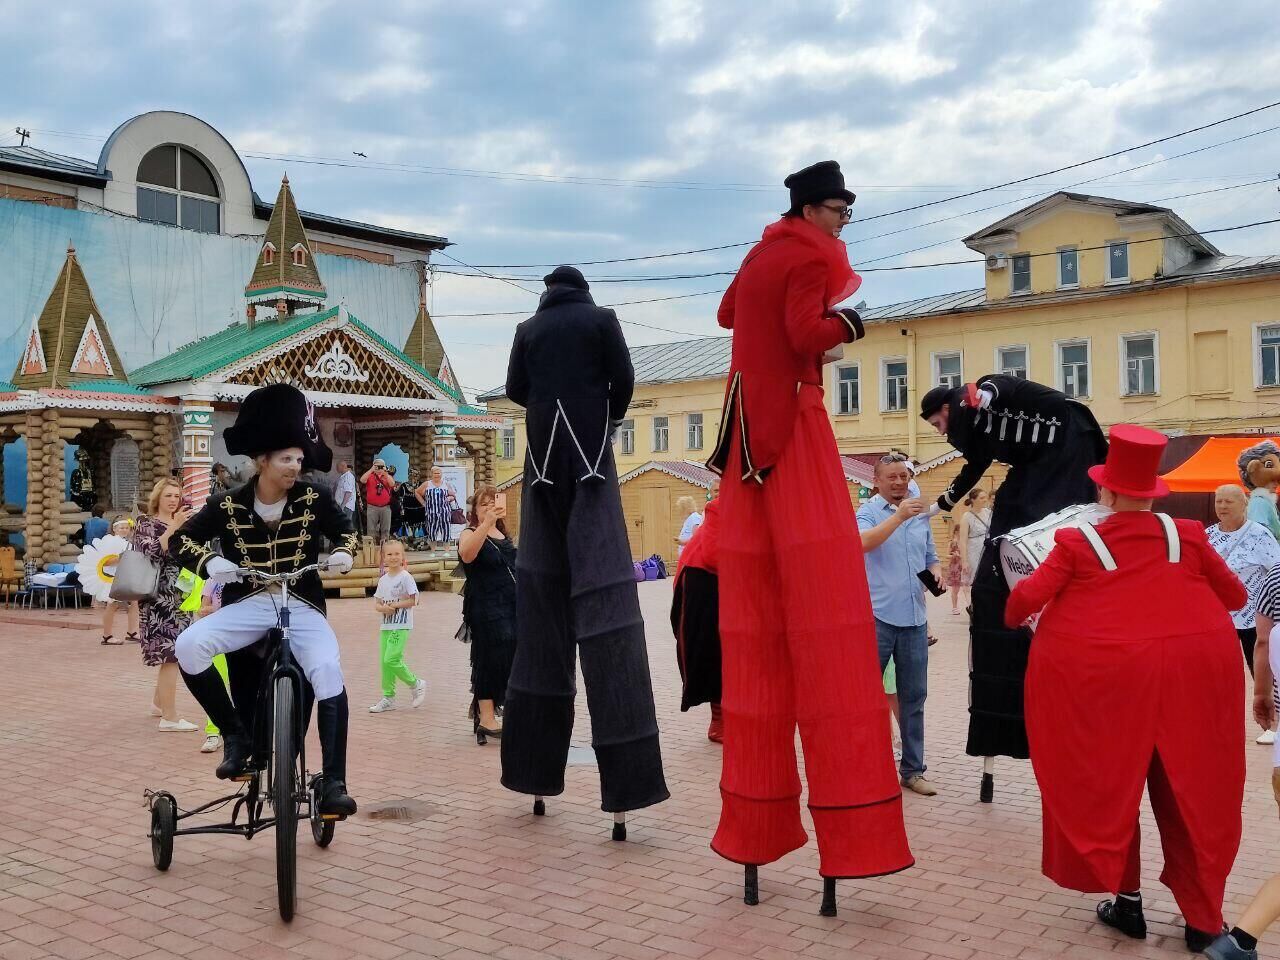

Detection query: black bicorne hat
(542, 265), (590, 290)
(920, 385), (955, 420)
(224, 383), (333, 472)
(784, 160), (856, 216)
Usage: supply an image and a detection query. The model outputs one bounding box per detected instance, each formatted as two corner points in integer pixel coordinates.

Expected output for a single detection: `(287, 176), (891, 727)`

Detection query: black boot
(181, 666), (250, 779)
(317, 692), (357, 817)
(1187, 924), (1229, 953)
(1097, 895), (1147, 939)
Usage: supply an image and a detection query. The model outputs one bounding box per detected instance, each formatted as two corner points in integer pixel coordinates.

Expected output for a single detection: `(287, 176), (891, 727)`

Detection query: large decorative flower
(76, 534), (132, 603)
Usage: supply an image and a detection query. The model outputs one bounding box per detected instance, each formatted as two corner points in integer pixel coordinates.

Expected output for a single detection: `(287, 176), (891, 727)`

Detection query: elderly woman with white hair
(1207, 483), (1280, 686)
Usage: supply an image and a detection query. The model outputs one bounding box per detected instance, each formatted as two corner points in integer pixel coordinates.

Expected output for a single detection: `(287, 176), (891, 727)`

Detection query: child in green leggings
(369, 541), (426, 713)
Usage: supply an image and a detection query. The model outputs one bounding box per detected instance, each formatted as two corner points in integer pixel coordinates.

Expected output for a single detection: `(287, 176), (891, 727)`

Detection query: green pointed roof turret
(12, 244), (128, 390)
(402, 296), (462, 399)
(244, 174), (327, 313)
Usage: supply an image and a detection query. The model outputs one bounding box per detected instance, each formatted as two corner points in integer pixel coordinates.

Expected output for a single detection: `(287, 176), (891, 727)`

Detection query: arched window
(291, 243), (307, 266)
(262, 242), (276, 266)
(136, 146), (221, 234)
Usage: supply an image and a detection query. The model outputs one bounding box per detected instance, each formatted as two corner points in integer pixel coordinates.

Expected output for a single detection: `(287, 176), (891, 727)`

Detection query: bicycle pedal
(320, 813), (345, 821)
(230, 774), (254, 782)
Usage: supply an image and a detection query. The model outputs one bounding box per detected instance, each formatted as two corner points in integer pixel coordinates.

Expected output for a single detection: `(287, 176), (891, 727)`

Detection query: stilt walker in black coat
(499, 266), (669, 832)
(920, 375), (1106, 803)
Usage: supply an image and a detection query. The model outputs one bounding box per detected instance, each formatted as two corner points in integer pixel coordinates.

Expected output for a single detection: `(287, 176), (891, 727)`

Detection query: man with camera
(857, 453), (942, 797)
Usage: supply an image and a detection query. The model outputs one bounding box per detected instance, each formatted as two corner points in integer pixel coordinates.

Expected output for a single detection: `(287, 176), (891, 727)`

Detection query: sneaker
(1205, 933), (1258, 960)
(158, 718), (198, 732)
(411, 679), (427, 709)
(369, 697), (396, 713)
(1256, 730), (1275, 745)
(902, 775), (938, 797)
(200, 734), (222, 753)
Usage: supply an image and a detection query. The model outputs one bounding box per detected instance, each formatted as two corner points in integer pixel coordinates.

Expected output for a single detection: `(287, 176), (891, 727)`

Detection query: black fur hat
(543, 265), (590, 290)
(784, 160), (856, 216)
(224, 383), (333, 472)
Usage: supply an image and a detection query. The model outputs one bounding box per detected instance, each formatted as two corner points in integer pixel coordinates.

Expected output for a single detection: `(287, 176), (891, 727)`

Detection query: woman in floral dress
(135, 477), (197, 733)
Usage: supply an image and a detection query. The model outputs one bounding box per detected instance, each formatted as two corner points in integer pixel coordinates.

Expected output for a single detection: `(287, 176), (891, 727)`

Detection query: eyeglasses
(879, 454), (909, 464)
(819, 203), (854, 221)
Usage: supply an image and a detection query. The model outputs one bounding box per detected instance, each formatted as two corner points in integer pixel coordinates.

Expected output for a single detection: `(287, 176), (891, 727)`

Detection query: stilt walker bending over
(708, 161), (913, 914)
(920, 375), (1106, 802)
(500, 266), (669, 832)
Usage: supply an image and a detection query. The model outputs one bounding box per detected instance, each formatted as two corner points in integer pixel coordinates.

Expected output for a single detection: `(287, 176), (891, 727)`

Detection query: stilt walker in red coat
(706, 161), (913, 915)
(1005, 425), (1246, 952)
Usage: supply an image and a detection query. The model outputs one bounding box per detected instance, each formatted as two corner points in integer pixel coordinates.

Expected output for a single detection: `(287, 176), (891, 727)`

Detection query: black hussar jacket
(168, 480), (359, 614)
(505, 285), (634, 485)
(938, 373), (1103, 511)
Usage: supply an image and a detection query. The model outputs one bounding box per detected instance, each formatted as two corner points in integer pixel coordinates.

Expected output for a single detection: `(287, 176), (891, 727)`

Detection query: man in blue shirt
(81, 503), (109, 546)
(857, 453), (942, 796)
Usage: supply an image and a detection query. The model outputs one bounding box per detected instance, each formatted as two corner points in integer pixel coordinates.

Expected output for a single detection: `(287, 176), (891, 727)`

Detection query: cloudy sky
(3, 0), (1279, 396)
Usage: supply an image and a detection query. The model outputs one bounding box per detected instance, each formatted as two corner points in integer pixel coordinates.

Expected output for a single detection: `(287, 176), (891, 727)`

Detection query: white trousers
(175, 593), (345, 700)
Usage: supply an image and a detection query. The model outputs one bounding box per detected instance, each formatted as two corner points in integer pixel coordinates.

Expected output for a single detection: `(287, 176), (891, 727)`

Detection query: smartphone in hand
(917, 569), (946, 597)
(496, 492), (507, 510)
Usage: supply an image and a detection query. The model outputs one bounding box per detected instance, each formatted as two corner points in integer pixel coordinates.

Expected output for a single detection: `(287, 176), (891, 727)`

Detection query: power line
(432, 287), (726, 318)
(433, 216), (1280, 283)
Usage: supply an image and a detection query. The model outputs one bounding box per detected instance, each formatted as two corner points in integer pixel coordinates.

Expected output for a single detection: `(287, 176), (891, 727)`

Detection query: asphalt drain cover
(365, 800), (438, 822)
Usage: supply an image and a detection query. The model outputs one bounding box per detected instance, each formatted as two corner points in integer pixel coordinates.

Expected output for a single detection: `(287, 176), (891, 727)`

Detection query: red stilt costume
(1005, 425), (1246, 934)
(706, 174), (912, 882)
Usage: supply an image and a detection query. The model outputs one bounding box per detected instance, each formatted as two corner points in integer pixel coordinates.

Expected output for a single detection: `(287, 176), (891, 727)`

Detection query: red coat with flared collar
(706, 217), (864, 483)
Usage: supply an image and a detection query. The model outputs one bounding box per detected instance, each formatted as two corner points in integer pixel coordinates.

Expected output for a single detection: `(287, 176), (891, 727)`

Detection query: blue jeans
(874, 618), (928, 781)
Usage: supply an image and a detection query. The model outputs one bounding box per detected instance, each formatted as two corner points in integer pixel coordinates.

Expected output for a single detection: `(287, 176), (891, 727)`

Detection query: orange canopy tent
(1160, 437), (1280, 493)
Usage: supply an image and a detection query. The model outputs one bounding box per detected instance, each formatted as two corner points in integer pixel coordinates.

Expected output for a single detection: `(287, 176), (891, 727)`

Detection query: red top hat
(1087, 424), (1170, 498)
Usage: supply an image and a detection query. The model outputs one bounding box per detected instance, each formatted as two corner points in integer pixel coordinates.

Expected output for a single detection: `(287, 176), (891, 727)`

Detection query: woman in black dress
(458, 484), (517, 745)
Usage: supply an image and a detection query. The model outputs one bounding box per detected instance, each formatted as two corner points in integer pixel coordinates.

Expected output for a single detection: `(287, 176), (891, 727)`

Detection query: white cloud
(652, 0), (704, 46)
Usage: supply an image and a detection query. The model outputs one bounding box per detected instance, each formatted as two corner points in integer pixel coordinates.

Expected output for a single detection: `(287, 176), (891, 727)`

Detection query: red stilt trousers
(712, 386), (914, 878)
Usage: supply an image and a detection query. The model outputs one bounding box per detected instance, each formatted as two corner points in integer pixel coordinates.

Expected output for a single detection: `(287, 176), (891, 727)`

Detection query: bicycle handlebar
(234, 563), (325, 584)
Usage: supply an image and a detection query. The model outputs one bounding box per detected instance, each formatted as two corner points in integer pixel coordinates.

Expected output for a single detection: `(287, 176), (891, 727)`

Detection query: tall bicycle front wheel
(272, 676), (300, 922)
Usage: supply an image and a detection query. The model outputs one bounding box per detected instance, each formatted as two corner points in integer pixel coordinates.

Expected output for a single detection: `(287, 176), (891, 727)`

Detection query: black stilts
(743, 865), (759, 906)
(533, 796), (545, 816)
(819, 878), (837, 917)
(611, 812), (626, 841)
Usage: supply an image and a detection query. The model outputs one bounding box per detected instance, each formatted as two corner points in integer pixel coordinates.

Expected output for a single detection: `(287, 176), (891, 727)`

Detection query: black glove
(835, 308), (865, 344)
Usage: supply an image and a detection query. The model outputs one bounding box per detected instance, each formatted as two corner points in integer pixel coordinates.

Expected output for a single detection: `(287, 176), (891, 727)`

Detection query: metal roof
(617, 459), (719, 487)
(1169, 254), (1280, 277)
(860, 289), (987, 323)
(478, 334), (731, 401)
(0, 145), (106, 186)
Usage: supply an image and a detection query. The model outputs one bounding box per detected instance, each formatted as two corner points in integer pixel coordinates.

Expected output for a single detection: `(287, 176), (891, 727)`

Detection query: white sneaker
(369, 697), (397, 713)
(158, 718), (198, 732)
(1257, 730), (1276, 745)
(411, 679), (427, 709)
(200, 735), (222, 753)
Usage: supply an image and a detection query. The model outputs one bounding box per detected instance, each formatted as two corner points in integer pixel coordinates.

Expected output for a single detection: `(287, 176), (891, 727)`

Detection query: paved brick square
(3, 585), (1276, 958)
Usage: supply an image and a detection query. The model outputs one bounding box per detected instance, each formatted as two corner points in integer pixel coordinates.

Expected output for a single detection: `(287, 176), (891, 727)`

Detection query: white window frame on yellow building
(687, 412), (704, 451)
(1119, 331), (1160, 397)
(833, 361), (860, 416)
(995, 344), (1029, 379)
(1106, 240), (1130, 285)
(619, 418), (635, 455)
(500, 424), (516, 459)
(881, 356), (909, 413)
(932, 350), (963, 389)
(1056, 246), (1080, 290)
(1055, 338), (1092, 399)
(1253, 323), (1280, 389)
(653, 415), (670, 453)
(1010, 253), (1031, 296)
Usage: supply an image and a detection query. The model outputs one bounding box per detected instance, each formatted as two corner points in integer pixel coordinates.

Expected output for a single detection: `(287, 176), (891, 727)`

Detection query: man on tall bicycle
(172, 383), (360, 817)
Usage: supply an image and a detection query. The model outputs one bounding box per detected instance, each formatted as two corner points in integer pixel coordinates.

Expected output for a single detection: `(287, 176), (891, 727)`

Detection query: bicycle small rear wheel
(150, 794), (176, 871)
(272, 677), (299, 922)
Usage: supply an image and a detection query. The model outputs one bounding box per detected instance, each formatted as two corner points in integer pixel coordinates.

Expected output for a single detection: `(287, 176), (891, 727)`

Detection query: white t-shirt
(375, 570), (419, 631)
(677, 511), (704, 559)
(1206, 519), (1280, 629)
(335, 471), (357, 511)
(254, 495), (286, 531)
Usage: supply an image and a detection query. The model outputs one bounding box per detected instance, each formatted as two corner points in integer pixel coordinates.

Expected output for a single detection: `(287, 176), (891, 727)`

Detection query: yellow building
(481, 191), (1280, 549)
